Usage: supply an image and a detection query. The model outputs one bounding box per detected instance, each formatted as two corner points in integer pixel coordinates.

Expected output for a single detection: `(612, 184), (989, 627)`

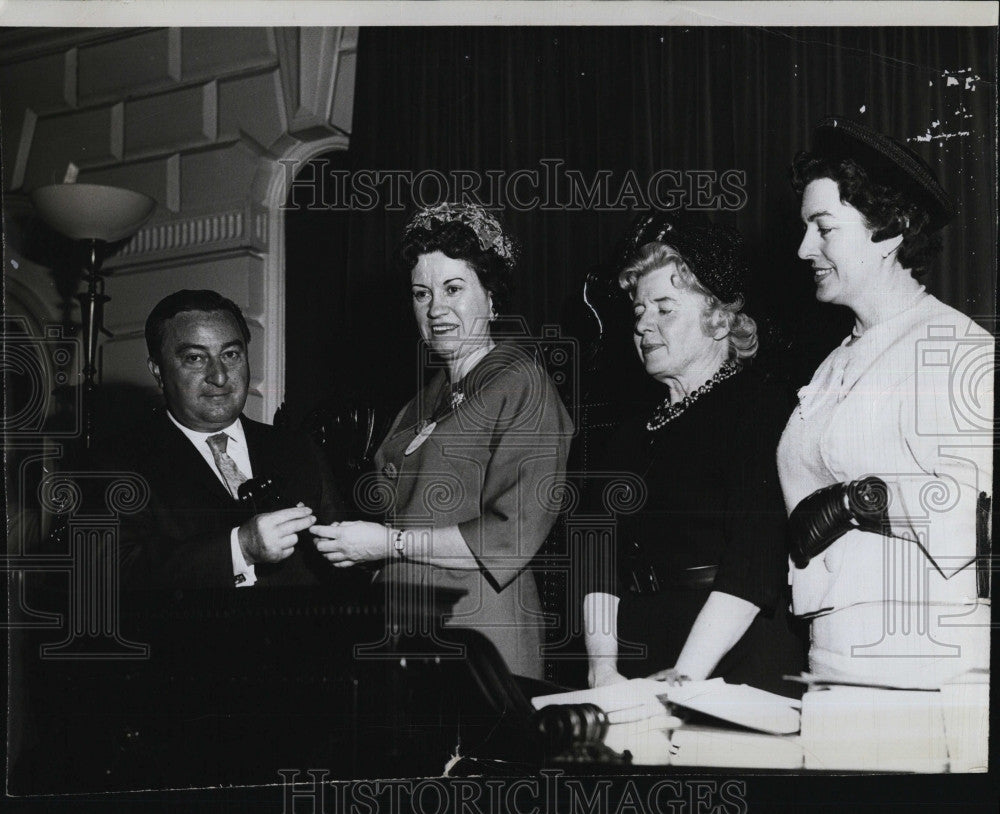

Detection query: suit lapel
(241, 415), (273, 478)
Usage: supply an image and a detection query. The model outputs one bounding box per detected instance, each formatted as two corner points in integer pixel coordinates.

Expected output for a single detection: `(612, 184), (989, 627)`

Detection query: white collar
(849, 285), (928, 342)
(166, 411), (246, 449)
(451, 342), (495, 384)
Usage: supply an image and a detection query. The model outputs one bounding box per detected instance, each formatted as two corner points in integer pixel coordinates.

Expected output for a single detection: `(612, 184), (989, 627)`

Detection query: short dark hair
(791, 152), (942, 276)
(398, 220), (514, 316)
(145, 290), (251, 364)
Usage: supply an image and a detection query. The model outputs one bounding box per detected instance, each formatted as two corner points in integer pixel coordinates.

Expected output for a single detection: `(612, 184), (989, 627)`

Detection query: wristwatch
(391, 528), (406, 559)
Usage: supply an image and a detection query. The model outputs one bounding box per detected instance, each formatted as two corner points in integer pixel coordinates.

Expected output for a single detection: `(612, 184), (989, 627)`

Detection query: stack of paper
(531, 678), (679, 765)
(531, 678), (673, 724)
(532, 677), (802, 765)
(800, 686), (948, 772)
(532, 678), (801, 731)
(663, 680), (803, 769)
(604, 714), (677, 765)
(940, 679), (989, 772)
(669, 725), (804, 769)
(664, 678), (801, 734)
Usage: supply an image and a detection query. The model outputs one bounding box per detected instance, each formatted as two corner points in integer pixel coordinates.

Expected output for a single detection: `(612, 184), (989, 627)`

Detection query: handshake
(789, 476), (890, 568)
(233, 476), (391, 567)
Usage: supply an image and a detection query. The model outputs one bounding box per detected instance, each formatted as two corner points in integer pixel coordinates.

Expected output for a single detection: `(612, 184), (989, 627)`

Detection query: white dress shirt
(166, 411), (257, 586)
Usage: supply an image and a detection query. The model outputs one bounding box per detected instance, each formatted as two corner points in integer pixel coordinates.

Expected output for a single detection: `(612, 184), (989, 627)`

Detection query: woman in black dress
(583, 214), (805, 696)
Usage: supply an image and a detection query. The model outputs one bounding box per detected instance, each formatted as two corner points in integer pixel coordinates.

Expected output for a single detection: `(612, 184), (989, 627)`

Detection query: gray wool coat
(372, 343), (573, 679)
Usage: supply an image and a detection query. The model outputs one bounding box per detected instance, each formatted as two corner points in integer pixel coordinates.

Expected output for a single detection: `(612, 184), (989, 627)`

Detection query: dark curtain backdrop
(285, 26), (996, 422)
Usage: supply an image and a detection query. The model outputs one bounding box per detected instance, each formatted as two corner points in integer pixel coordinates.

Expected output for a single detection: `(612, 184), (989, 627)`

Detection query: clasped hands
(238, 507), (390, 568)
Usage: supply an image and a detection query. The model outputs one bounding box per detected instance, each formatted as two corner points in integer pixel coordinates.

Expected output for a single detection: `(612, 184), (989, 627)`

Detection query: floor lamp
(29, 183), (156, 448)
(24, 183), (156, 660)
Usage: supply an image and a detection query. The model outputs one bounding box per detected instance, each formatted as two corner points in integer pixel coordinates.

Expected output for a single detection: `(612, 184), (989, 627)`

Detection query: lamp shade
(30, 183), (157, 243)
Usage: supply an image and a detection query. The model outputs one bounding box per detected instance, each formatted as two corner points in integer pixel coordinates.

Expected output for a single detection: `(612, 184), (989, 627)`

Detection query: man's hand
(238, 505), (315, 564)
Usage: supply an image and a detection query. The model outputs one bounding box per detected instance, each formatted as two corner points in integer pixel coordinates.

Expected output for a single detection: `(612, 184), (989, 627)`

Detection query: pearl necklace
(646, 361), (741, 432)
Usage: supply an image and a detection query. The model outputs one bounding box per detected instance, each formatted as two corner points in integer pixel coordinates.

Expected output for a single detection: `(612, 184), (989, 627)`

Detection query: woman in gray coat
(310, 203), (572, 679)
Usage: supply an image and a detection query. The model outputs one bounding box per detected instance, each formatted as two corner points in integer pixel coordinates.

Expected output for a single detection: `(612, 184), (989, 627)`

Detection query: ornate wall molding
(108, 204), (269, 265)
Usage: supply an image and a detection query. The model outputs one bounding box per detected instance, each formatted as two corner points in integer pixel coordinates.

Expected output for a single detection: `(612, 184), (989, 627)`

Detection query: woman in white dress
(777, 116), (993, 688)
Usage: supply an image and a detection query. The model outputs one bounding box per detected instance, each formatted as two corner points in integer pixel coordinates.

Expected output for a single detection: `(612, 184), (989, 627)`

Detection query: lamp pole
(29, 183), (156, 448)
(75, 238), (110, 449)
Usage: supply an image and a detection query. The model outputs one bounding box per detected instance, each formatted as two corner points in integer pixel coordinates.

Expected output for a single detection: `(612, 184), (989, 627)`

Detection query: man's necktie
(206, 432), (249, 498)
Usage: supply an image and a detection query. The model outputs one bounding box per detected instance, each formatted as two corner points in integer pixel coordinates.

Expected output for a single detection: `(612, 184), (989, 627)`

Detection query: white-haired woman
(583, 213), (805, 695)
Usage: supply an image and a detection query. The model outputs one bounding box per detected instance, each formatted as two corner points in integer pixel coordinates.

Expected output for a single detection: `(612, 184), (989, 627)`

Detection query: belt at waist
(626, 564), (718, 594)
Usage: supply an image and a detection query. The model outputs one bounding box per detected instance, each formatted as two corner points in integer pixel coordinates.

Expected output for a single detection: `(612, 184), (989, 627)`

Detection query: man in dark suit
(114, 289), (345, 588)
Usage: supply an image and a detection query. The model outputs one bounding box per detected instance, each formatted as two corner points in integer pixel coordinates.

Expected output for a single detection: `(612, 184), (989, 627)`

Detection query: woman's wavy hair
(619, 243), (759, 362)
(398, 219), (515, 317)
(791, 152), (941, 276)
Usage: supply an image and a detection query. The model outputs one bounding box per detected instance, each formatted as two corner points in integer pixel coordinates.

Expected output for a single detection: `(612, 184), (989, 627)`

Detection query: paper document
(531, 678), (669, 724)
(532, 677), (801, 735)
(669, 725), (804, 769)
(786, 669), (988, 692)
(660, 677), (801, 734)
(800, 687), (949, 772)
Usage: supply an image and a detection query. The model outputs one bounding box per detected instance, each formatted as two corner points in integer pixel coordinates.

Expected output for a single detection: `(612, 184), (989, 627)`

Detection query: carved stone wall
(2, 26), (357, 422)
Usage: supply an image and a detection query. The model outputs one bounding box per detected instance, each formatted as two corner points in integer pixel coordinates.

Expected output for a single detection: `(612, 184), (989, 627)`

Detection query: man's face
(148, 309), (249, 432)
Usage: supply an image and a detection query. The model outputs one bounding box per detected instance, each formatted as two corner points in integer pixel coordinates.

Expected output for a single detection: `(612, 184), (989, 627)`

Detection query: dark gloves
(789, 477), (890, 568)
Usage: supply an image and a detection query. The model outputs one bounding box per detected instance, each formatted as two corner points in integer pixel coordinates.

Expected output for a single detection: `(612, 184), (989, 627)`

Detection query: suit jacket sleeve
(117, 493), (236, 589)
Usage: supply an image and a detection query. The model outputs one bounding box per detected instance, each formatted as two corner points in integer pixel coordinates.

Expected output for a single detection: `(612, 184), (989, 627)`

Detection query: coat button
(383, 462), (397, 478)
